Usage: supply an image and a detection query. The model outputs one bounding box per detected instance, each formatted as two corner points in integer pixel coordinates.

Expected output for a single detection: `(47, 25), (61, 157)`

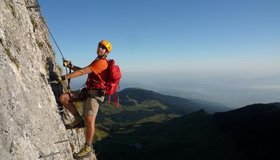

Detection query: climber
(59, 40), (112, 159)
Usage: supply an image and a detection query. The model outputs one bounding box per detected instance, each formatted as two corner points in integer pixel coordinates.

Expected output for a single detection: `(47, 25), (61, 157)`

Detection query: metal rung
(39, 151), (61, 159)
(54, 139), (70, 144)
(57, 109), (65, 113)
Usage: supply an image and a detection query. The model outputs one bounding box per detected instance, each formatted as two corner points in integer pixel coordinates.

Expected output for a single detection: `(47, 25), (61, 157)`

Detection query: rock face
(0, 0), (95, 159)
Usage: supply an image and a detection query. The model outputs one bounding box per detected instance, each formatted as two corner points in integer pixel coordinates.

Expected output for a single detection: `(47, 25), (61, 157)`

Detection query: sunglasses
(99, 44), (107, 50)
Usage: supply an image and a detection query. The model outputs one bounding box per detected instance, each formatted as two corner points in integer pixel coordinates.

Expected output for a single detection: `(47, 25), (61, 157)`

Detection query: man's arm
(69, 65), (82, 71)
(64, 66), (92, 79)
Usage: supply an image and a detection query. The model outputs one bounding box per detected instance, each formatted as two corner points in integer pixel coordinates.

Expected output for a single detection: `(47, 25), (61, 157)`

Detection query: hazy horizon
(69, 69), (280, 108)
(123, 71), (280, 108)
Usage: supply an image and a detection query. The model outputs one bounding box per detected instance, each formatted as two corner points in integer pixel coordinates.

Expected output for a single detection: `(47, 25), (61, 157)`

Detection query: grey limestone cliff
(0, 0), (95, 159)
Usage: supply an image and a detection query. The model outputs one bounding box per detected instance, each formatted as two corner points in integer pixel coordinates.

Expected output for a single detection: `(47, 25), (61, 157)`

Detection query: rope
(43, 21), (72, 92)
(44, 23), (65, 60)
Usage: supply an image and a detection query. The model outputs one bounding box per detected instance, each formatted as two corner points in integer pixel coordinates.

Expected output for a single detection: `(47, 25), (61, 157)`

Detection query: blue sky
(39, 0), (280, 107)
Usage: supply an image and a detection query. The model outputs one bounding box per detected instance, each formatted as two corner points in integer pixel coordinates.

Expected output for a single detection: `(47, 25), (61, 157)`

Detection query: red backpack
(104, 59), (122, 106)
(85, 59), (122, 106)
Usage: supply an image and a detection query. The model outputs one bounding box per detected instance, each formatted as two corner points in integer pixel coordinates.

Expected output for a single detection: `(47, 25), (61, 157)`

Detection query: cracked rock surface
(0, 0), (95, 159)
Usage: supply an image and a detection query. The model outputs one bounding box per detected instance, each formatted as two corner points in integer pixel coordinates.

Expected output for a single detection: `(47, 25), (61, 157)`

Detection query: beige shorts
(70, 89), (104, 116)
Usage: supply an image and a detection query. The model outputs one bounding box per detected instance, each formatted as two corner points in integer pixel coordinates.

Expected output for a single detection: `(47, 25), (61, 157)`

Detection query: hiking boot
(73, 144), (92, 159)
(65, 115), (85, 129)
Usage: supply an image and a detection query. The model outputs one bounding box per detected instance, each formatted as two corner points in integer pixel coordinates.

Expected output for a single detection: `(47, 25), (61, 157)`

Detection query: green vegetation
(96, 110), (233, 160)
(97, 99), (181, 132)
(95, 102), (280, 160)
(94, 128), (109, 142)
(89, 88), (229, 159)
(91, 88), (229, 144)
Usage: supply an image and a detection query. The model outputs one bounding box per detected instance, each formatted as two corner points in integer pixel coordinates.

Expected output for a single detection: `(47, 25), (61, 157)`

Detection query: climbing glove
(63, 59), (72, 68)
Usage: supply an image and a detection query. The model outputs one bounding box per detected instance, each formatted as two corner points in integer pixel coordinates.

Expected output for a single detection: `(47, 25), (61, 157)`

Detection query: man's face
(97, 43), (108, 56)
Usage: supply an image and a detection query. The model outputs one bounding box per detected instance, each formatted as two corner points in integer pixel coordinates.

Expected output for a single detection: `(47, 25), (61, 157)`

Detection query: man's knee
(59, 93), (69, 104)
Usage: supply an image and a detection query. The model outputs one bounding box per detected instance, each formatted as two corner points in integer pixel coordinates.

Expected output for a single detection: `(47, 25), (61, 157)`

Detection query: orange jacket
(86, 58), (108, 89)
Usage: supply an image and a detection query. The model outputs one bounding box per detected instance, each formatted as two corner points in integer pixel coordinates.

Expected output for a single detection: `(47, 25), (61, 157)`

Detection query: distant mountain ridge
(119, 88), (231, 113)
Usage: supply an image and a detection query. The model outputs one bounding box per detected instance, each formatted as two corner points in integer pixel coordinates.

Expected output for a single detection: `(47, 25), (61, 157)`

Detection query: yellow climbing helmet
(99, 40), (112, 53)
